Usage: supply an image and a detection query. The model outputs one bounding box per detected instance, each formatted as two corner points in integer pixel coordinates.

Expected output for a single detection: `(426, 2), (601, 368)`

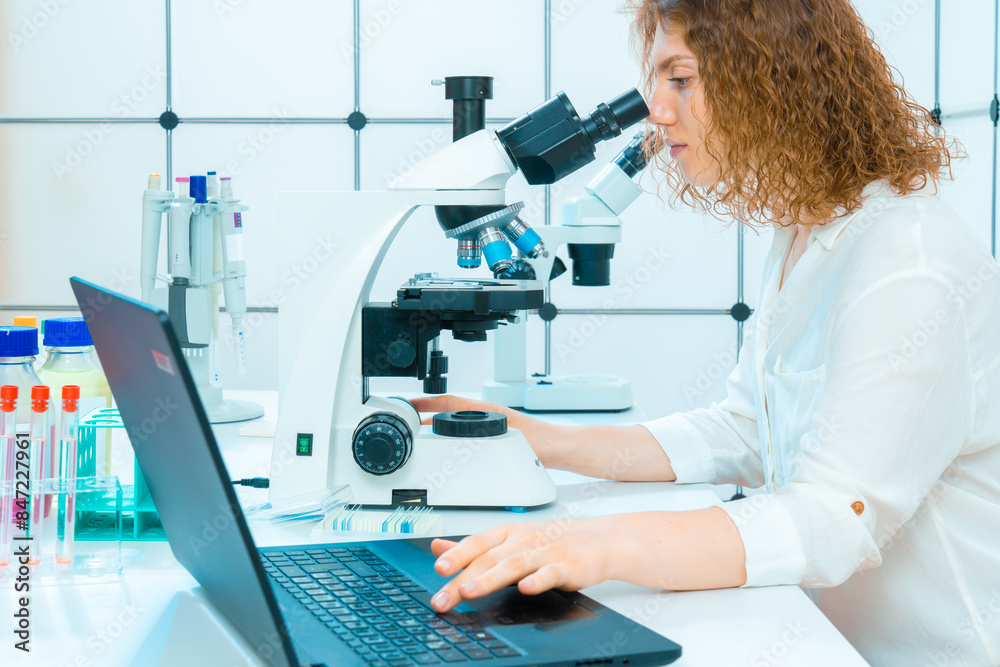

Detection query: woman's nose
(647, 88), (677, 126)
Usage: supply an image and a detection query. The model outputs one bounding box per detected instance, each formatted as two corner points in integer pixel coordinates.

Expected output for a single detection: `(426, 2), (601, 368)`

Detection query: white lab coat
(642, 179), (1000, 665)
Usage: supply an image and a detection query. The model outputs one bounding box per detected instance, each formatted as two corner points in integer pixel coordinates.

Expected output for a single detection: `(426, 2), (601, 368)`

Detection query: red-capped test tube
(0, 385), (17, 566)
(28, 385), (48, 564)
(56, 385), (80, 563)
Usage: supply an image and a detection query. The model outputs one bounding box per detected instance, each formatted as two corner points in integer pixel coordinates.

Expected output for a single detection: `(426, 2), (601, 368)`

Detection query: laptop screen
(71, 278), (299, 667)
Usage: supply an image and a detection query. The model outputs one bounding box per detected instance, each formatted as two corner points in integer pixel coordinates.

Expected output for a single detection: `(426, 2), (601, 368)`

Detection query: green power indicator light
(296, 433), (313, 456)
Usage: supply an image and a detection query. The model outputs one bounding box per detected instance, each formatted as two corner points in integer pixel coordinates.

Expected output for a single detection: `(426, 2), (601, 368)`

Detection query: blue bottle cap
(0, 326), (39, 357)
(43, 317), (93, 347)
(190, 175), (208, 203)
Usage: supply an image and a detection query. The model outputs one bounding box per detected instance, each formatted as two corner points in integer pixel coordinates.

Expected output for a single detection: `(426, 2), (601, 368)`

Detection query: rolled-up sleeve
(722, 272), (973, 588)
(640, 313), (766, 488)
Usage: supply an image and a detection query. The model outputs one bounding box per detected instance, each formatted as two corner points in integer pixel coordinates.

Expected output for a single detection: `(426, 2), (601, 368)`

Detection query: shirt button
(851, 501), (865, 515)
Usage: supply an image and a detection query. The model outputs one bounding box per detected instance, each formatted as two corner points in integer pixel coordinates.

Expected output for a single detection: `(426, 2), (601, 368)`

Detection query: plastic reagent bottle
(28, 385), (48, 564)
(0, 327), (42, 426)
(37, 318), (112, 473)
(56, 385), (80, 564)
(0, 385), (17, 566)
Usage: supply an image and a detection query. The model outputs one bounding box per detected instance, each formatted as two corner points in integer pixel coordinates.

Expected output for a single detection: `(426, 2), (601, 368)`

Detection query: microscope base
(334, 427), (557, 509)
(483, 375), (632, 412)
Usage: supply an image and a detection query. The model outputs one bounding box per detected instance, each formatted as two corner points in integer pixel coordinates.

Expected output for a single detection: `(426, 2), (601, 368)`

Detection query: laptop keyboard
(260, 546), (523, 666)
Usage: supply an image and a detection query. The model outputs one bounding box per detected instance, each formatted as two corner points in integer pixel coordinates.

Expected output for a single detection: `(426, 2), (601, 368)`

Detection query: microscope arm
(271, 189), (506, 502)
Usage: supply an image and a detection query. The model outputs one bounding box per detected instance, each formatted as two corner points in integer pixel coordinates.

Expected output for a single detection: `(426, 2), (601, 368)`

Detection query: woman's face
(647, 24), (720, 187)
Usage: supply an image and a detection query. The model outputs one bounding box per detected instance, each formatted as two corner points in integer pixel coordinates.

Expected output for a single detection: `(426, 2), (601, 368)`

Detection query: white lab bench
(0, 392), (869, 666)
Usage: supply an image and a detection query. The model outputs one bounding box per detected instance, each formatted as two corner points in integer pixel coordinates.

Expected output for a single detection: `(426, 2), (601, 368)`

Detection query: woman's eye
(670, 77), (691, 88)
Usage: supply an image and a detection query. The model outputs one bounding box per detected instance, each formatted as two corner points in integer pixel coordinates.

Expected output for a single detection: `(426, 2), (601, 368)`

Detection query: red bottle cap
(0, 385), (16, 413)
(62, 385), (80, 412)
(31, 385), (49, 412)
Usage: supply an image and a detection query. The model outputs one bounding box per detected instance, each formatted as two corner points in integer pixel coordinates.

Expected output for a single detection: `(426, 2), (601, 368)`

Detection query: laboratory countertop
(0, 391), (869, 667)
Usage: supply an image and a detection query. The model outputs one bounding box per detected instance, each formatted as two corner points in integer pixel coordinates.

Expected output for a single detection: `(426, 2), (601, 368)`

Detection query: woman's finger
(456, 550), (543, 601)
(410, 394), (506, 417)
(518, 562), (571, 595)
(429, 538), (458, 558)
(431, 544), (517, 611)
(433, 526), (512, 576)
(409, 395), (462, 414)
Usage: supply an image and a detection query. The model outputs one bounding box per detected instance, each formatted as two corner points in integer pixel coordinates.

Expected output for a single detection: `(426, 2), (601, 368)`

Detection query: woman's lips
(669, 144), (687, 158)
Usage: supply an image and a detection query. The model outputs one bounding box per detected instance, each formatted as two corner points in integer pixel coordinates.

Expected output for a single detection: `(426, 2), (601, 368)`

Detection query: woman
(414, 1), (1000, 663)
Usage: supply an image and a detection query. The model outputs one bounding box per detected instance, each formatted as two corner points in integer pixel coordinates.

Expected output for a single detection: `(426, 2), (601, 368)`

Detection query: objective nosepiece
(457, 238), (482, 269)
(478, 227), (513, 274)
(502, 217), (546, 259)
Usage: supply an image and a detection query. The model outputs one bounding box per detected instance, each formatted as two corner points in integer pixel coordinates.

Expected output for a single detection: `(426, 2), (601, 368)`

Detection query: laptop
(70, 277), (682, 667)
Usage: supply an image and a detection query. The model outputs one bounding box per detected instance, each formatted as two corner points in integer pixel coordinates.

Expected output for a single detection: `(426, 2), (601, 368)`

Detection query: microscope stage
(394, 277), (544, 313)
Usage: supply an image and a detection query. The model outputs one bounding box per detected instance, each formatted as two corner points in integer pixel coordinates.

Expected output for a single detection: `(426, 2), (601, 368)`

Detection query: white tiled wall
(171, 0), (354, 117)
(0, 123), (165, 303)
(0, 1), (166, 117)
(0, 1), (995, 426)
(358, 0), (546, 118)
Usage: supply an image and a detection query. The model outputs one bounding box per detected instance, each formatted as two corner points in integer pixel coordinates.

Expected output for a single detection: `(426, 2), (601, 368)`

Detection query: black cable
(232, 477), (270, 489)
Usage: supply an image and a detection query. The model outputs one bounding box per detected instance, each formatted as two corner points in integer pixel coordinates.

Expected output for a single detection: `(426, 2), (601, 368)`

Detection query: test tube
(56, 385), (79, 564)
(0, 386), (17, 566)
(28, 386), (48, 564)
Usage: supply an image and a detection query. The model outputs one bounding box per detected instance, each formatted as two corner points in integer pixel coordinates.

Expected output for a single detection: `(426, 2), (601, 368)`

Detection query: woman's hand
(410, 394), (678, 481)
(428, 509), (748, 611)
(427, 517), (622, 613)
(409, 395), (563, 467)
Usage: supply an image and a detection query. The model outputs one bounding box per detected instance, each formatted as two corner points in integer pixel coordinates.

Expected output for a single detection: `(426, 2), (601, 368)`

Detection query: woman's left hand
(428, 516), (621, 612)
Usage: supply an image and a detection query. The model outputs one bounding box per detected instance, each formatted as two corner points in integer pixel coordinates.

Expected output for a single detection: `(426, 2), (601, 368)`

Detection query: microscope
(139, 172), (264, 423)
(484, 131), (651, 412)
(270, 76), (648, 509)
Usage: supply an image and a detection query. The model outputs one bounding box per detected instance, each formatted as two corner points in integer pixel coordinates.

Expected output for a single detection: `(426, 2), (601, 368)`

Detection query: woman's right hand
(409, 395), (563, 468)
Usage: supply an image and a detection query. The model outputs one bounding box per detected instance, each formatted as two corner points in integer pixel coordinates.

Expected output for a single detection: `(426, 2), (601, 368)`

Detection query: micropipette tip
(235, 327), (248, 378)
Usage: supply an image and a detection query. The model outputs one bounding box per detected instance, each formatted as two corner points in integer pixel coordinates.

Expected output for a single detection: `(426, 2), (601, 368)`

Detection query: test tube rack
(76, 408), (165, 541)
(0, 475), (123, 586)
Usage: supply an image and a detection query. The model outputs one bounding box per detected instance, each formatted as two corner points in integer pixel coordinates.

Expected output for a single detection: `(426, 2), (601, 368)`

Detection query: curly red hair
(626, 0), (960, 226)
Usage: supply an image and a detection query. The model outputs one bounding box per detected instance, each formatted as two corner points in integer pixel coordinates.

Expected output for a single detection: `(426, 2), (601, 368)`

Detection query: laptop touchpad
(465, 586), (599, 625)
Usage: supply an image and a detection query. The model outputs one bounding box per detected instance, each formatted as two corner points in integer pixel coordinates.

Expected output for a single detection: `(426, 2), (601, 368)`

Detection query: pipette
(219, 177), (249, 377)
(140, 174), (174, 302)
(0, 385), (17, 566)
(28, 385), (48, 564)
(55, 385), (79, 563)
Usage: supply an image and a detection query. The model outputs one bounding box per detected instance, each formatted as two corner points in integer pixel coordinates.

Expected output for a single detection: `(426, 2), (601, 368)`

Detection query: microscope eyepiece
(614, 131), (652, 179)
(604, 89), (650, 136)
(581, 90), (647, 145)
(496, 88), (650, 185)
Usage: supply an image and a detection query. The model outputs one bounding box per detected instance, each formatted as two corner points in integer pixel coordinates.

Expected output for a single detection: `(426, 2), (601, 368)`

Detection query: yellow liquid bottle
(37, 319), (112, 475)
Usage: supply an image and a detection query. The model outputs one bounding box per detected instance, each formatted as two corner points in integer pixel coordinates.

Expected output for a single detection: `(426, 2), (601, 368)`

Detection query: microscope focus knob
(432, 411), (508, 438)
(352, 413), (413, 476)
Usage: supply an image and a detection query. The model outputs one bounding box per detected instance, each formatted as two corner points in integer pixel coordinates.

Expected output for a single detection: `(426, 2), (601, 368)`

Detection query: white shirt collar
(772, 179), (894, 251)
